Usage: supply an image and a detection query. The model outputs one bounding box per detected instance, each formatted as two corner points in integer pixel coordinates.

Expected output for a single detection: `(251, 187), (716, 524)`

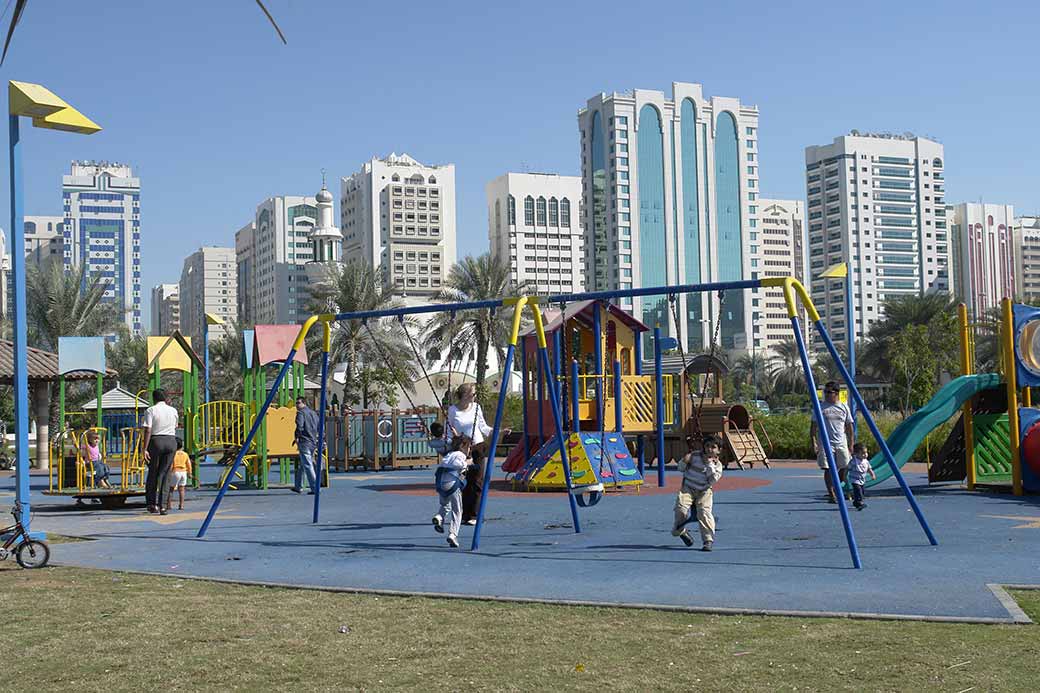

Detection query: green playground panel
(972, 413), (1013, 484)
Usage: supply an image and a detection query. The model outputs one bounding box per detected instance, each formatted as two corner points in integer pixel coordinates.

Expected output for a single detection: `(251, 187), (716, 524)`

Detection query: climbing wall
(513, 432), (642, 491)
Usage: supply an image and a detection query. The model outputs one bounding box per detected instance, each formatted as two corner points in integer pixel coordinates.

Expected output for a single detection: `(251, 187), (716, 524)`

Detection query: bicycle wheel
(16, 540), (50, 569)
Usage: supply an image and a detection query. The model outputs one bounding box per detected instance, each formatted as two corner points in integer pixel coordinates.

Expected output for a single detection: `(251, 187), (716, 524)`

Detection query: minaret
(305, 170), (344, 285)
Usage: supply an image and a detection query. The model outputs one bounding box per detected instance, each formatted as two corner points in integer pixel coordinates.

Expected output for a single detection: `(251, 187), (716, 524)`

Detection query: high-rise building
(340, 153), (457, 298)
(236, 196), (317, 326)
(749, 199), (806, 349)
(578, 82), (759, 353)
(178, 247), (236, 341)
(234, 221), (256, 325)
(1014, 216), (1040, 299)
(948, 203), (1016, 319)
(804, 134), (948, 344)
(24, 215), (64, 269)
(62, 161), (142, 333)
(485, 172), (584, 294)
(150, 283), (180, 336)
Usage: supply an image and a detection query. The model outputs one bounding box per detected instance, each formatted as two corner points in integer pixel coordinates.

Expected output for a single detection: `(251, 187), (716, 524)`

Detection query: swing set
(198, 276), (939, 569)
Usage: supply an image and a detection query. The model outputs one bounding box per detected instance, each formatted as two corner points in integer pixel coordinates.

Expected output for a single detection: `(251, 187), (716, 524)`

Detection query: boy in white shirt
(672, 435), (724, 551)
(432, 435), (471, 548)
(847, 443), (877, 510)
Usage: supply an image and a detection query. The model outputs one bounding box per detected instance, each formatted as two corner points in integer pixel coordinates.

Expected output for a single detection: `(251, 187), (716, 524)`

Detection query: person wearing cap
(809, 381), (854, 503)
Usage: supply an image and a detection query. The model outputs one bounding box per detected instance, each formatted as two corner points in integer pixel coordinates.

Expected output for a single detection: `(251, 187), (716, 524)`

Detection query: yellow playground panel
(146, 335), (195, 373)
(196, 400), (250, 453)
(265, 405), (298, 457)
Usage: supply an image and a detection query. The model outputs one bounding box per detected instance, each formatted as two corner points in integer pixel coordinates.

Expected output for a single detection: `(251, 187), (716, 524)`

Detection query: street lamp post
(8, 81), (100, 533)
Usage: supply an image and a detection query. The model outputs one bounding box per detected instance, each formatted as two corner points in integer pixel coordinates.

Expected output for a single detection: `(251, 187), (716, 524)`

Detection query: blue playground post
(536, 350), (544, 442)
(634, 327), (645, 474)
(312, 335), (330, 524)
(613, 359), (623, 434)
(520, 337), (530, 462)
(570, 359), (580, 432)
(845, 269), (857, 436)
(471, 342), (517, 550)
(653, 327), (666, 487)
(8, 114), (29, 531)
(791, 315), (862, 569)
(593, 301), (603, 430)
(199, 352), (297, 537)
(814, 321), (937, 546)
(531, 305), (582, 534)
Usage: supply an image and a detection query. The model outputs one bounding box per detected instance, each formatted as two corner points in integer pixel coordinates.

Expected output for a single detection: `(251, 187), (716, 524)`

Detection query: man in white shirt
(141, 389), (180, 515)
(809, 381), (854, 503)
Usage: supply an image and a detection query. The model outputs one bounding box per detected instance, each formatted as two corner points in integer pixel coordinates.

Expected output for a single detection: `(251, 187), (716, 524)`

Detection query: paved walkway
(4, 463), (1039, 622)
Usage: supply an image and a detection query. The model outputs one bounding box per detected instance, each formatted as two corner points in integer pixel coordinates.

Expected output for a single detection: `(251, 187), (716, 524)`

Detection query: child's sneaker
(432, 515), (444, 533)
(678, 531), (694, 547)
(447, 535), (459, 548)
(701, 541), (714, 552)
(855, 502), (866, 510)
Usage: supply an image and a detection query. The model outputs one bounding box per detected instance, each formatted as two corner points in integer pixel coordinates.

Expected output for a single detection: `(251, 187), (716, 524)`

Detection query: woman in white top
(445, 382), (507, 524)
(141, 388), (179, 515)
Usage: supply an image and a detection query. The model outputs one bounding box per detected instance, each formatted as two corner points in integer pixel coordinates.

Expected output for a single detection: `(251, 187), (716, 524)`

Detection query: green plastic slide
(863, 373), (1001, 488)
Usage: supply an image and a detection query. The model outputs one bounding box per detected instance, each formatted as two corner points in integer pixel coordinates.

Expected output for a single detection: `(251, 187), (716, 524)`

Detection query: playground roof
(0, 339), (117, 384)
(518, 299), (648, 338)
(643, 353), (730, 376)
(146, 331), (205, 373)
(81, 386), (150, 411)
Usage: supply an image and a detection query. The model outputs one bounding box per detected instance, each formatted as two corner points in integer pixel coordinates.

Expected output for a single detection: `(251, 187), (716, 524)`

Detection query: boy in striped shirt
(672, 435), (723, 551)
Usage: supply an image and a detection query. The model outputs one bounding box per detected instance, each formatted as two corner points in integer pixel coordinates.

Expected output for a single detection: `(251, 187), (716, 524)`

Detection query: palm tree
(731, 352), (774, 399)
(770, 338), (809, 395)
(105, 328), (149, 396)
(858, 293), (958, 381)
(422, 253), (526, 400)
(25, 262), (123, 351)
(307, 262), (419, 408)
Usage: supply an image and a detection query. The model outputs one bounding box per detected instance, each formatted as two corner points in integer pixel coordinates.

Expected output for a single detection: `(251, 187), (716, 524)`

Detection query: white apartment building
(579, 82), (759, 354)
(150, 283), (180, 336)
(486, 172), (584, 295)
(178, 247), (236, 341)
(340, 153), (457, 298)
(750, 199), (807, 348)
(948, 203), (1015, 319)
(804, 134), (948, 345)
(236, 197), (317, 326)
(24, 216), (64, 269)
(62, 161), (142, 333)
(1014, 216), (1040, 299)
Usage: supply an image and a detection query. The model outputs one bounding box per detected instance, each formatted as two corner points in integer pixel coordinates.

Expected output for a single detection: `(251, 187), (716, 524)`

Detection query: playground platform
(3, 463), (1039, 623)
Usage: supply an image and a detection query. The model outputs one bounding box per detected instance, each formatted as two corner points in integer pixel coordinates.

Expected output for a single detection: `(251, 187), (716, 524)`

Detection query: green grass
(2, 564), (1038, 692)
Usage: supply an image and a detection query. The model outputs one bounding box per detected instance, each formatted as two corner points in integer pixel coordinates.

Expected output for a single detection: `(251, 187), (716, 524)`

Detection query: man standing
(809, 381), (854, 503)
(141, 389), (179, 515)
(292, 396), (320, 494)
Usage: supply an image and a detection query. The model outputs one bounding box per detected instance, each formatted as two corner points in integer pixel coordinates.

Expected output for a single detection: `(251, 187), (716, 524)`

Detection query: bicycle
(1, 502), (50, 569)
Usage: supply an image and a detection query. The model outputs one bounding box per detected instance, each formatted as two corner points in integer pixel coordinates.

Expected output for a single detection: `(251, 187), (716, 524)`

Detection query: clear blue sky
(2, 0), (1037, 321)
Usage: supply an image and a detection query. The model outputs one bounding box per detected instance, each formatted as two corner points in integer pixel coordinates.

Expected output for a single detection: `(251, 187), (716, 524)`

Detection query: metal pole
(653, 327), (665, 487)
(312, 339), (330, 523)
(814, 319), (938, 546)
(613, 360), (623, 434)
(198, 352), (298, 537)
(204, 320), (211, 405)
(570, 359), (580, 431)
(1002, 298), (1023, 496)
(958, 304), (977, 490)
(846, 271), (857, 436)
(9, 113), (31, 531)
(554, 330), (565, 430)
(96, 373), (103, 428)
(520, 337), (530, 462)
(792, 316), (862, 568)
(634, 326), (645, 474)
(593, 301), (603, 430)
(471, 343), (517, 550)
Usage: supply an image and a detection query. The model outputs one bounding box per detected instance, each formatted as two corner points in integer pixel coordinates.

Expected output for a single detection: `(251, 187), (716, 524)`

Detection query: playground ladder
(724, 426), (768, 469)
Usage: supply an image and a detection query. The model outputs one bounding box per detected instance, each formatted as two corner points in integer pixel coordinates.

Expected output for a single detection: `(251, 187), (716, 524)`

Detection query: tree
(105, 329), (148, 396)
(26, 262), (124, 351)
(423, 253), (526, 400)
(769, 339), (809, 395)
(205, 321), (249, 403)
(307, 262), (418, 409)
(731, 351), (774, 400)
(858, 293), (958, 381)
(888, 311), (960, 415)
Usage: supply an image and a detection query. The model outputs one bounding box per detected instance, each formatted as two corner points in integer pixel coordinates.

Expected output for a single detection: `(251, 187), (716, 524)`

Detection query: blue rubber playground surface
(4, 463), (1039, 622)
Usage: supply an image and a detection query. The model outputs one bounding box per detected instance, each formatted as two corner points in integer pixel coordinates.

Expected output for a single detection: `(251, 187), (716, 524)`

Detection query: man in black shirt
(292, 396), (320, 494)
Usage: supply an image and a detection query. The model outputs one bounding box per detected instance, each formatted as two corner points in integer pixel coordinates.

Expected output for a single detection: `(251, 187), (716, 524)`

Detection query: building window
(524, 196), (534, 226)
(507, 195), (516, 225)
(560, 198), (571, 227)
(548, 197), (559, 226)
(536, 196), (547, 226)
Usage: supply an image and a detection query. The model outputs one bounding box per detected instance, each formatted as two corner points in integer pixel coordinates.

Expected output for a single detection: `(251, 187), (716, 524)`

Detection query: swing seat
(571, 482), (605, 507)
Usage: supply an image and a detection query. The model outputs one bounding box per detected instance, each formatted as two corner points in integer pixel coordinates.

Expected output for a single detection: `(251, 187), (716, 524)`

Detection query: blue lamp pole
(7, 81), (100, 532)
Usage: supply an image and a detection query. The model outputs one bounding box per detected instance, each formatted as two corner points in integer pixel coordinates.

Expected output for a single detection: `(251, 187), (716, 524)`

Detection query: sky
(1, 0), (1038, 321)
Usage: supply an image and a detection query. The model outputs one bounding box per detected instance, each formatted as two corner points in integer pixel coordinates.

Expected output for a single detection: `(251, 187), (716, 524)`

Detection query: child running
(672, 435), (724, 551)
(847, 443), (876, 510)
(432, 434), (471, 548)
(167, 438), (193, 512)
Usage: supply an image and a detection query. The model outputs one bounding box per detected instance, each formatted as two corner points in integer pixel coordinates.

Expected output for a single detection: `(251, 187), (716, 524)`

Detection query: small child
(432, 434), (471, 548)
(847, 443), (876, 510)
(81, 430), (112, 489)
(427, 421), (449, 457)
(167, 438), (193, 512)
(672, 435), (724, 551)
